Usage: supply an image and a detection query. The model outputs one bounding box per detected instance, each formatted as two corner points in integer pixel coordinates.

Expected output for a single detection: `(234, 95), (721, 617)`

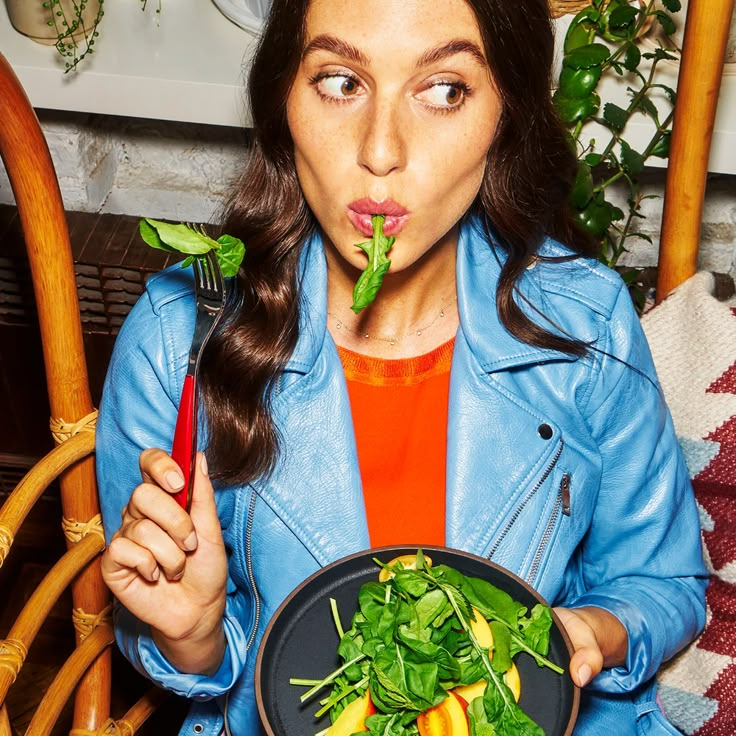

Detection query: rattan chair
(0, 52), (167, 736)
(0, 0), (732, 733)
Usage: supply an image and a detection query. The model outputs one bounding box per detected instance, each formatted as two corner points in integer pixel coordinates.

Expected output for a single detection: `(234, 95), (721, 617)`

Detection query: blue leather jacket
(97, 215), (707, 736)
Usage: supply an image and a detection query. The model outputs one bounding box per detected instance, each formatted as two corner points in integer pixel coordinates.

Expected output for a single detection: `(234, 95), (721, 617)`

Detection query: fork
(171, 249), (226, 511)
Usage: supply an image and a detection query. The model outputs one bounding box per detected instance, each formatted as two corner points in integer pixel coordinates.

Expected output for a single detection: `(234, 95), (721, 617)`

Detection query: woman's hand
(101, 449), (228, 676)
(553, 606), (628, 688)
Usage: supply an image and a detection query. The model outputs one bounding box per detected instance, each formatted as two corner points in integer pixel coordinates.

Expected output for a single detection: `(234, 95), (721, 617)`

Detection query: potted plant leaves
(554, 0), (682, 308)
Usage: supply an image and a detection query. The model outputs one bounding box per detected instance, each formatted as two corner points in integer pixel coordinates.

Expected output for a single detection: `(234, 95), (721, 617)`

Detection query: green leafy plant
(554, 0), (682, 308)
(44, 0), (161, 73)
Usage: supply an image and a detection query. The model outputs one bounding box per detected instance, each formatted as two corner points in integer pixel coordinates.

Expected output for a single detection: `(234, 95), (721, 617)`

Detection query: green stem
(314, 676), (370, 718)
(330, 598), (345, 640)
(297, 654), (367, 703)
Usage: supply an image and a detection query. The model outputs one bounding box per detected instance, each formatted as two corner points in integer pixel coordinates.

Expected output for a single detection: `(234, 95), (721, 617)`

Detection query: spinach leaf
(488, 622), (512, 674)
(139, 218), (246, 278)
(483, 678), (545, 736)
(467, 697), (499, 736)
(463, 577), (527, 628)
(351, 215), (394, 313)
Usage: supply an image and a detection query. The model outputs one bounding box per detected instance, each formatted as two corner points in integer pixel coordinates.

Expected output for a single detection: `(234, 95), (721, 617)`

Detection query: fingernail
(183, 531), (198, 551)
(151, 567), (160, 582)
(166, 470), (185, 490)
(200, 454), (208, 476)
(578, 664), (593, 687)
(172, 570), (184, 581)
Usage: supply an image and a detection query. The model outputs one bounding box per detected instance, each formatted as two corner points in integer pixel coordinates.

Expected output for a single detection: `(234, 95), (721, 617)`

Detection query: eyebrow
(416, 39), (488, 69)
(302, 35), (369, 66)
(301, 35), (487, 71)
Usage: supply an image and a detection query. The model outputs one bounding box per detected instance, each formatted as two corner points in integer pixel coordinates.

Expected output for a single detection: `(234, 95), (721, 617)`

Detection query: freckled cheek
(291, 118), (351, 195)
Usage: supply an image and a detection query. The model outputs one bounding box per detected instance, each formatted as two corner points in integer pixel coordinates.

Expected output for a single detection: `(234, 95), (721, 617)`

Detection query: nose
(357, 98), (406, 177)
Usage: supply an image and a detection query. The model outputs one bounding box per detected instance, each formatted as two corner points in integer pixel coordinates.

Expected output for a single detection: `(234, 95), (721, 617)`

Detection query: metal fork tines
(188, 249), (226, 374)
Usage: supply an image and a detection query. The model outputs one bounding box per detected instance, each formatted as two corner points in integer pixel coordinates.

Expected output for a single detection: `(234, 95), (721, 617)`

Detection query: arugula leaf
(138, 218), (246, 278)
(515, 604), (553, 657)
(351, 214), (395, 313)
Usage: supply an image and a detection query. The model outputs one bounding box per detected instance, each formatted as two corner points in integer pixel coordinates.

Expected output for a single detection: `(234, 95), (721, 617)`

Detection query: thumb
(569, 644), (602, 689)
(554, 607), (603, 688)
(187, 453), (222, 539)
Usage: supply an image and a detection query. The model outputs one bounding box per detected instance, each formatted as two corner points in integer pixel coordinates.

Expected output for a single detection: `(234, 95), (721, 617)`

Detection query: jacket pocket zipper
(487, 439), (564, 560)
(527, 472), (570, 585)
(224, 490), (261, 736)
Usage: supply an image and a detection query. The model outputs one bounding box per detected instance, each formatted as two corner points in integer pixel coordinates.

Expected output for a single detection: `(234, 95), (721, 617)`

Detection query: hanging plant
(44, 0), (104, 72)
(554, 0), (682, 309)
(42, 0), (162, 73)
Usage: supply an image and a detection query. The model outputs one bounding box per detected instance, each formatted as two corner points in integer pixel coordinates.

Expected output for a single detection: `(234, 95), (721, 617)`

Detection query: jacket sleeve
(96, 275), (250, 699)
(568, 282), (708, 693)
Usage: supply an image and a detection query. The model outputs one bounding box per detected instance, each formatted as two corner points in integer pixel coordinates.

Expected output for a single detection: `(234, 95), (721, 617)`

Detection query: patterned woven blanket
(642, 272), (736, 735)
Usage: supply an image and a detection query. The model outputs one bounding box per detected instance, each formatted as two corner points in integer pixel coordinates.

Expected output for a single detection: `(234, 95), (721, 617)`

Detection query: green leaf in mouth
(350, 214), (395, 314)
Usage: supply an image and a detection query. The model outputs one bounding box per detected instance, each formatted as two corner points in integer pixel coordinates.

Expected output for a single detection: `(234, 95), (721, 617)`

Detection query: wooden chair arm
(0, 534), (105, 702)
(0, 431), (96, 567)
(26, 625), (115, 736)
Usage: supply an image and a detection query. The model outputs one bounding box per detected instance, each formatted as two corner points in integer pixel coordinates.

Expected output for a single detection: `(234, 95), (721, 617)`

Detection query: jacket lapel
(445, 218), (576, 557)
(255, 234), (370, 566)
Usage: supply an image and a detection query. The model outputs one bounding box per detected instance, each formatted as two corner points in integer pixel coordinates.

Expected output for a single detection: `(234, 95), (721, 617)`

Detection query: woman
(97, 0), (708, 734)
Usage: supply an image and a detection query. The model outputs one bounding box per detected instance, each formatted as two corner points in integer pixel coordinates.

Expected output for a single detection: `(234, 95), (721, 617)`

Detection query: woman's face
(286, 0), (502, 278)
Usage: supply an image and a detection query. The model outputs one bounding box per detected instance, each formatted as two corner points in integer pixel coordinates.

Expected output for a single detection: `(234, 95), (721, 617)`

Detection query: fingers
(118, 517), (188, 581)
(103, 535), (162, 584)
(125, 480), (198, 553)
(139, 447), (187, 495)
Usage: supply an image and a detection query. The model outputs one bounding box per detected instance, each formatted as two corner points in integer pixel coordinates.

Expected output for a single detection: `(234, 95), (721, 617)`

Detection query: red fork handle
(171, 373), (196, 511)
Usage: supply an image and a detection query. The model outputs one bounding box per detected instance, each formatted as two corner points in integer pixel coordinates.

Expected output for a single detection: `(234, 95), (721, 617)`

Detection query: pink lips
(347, 198), (410, 237)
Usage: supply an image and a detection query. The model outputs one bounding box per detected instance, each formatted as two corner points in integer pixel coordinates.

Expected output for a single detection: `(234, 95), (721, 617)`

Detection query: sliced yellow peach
(503, 662), (521, 702)
(378, 553), (433, 582)
(325, 690), (375, 735)
(469, 607), (494, 649)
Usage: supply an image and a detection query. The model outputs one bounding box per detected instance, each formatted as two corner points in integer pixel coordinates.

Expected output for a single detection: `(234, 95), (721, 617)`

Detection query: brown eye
(417, 82), (469, 110)
(317, 74), (364, 100)
(341, 78), (359, 96)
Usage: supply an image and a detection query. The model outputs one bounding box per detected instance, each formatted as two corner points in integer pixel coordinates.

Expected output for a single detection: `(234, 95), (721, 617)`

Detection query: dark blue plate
(256, 545), (579, 735)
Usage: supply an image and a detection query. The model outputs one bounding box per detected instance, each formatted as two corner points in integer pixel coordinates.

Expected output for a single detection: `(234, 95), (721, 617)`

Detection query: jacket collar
(285, 215), (578, 376)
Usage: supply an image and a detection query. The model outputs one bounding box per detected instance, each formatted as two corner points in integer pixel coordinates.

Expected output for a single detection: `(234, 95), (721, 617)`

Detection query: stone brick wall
(1, 109), (734, 282)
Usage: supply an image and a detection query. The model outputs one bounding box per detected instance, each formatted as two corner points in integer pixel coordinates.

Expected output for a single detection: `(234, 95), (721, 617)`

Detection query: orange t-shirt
(337, 339), (454, 547)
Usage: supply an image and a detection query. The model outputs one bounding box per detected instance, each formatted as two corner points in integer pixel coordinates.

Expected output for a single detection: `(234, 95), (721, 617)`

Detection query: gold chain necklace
(327, 297), (457, 346)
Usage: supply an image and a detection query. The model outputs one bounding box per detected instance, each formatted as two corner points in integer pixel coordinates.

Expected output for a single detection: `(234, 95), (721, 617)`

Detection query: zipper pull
(560, 473), (571, 516)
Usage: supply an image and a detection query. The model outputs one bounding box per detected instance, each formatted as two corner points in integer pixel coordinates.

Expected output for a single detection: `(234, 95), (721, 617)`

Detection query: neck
(325, 229), (459, 359)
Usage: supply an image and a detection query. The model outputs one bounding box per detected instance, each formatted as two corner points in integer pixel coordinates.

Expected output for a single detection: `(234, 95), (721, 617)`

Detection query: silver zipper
(487, 439), (564, 560)
(223, 489), (261, 736)
(527, 472), (570, 585)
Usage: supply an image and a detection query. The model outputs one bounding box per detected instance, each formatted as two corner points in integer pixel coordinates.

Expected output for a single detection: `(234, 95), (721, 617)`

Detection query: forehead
(303, 0), (485, 57)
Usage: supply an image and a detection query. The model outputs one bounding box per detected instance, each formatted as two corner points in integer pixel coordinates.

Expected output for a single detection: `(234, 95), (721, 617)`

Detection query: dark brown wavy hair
(200, 0), (597, 485)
